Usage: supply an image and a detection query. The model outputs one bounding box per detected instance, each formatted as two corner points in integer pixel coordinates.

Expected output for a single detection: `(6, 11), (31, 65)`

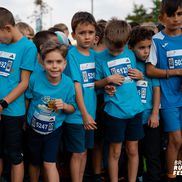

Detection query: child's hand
(105, 85), (116, 96)
(54, 99), (64, 110)
(107, 74), (124, 85)
(148, 114), (159, 128)
(83, 114), (97, 130)
(128, 68), (143, 80)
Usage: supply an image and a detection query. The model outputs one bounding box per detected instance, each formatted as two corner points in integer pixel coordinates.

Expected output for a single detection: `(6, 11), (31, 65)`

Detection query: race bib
(0, 51), (15, 77)
(107, 58), (132, 83)
(31, 110), (55, 135)
(137, 80), (148, 103)
(167, 49), (182, 69)
(80, 62), (95, 88)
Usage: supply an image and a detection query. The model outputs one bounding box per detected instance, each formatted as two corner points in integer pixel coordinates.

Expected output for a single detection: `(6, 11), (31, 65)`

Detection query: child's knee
(126, 144), (138, 157)
(109, 145), (121, 160)
(43, 161), (56, 170)
(168, 136), (181, 150)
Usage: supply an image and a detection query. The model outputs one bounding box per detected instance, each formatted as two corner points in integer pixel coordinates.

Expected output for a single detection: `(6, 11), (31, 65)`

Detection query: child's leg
(143, 125), (161, 182)
(43, 127), (62, 181)
(166, 130), (181, 176)
(29, 164), (40, 182)
(125, 112), (144, 182)
(11, 162), (24, 182)
(43, 162), (59, 182)
(64, 123), (86, 182)
(161, 107), (182, 179)
(2, 115), (24, 182)
(79, 150), (87, 182)
(70, 152), (85, 182)
(126, 141), (139, 182)
(108, 142), (122, 182)
(92, 142), (103, 175)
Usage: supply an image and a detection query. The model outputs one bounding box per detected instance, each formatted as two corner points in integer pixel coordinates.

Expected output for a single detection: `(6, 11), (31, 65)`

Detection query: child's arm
(148, 86), (160, 128)
(95, 74), (124, 88)
(0, 70), (31, 112)
(146, 63), (182, 78)
(54, 99), (75, 113)
(75, 82), (97, 130)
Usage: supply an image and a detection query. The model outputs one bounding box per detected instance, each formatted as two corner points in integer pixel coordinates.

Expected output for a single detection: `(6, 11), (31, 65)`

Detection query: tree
(125, 0), (161, 24)
(151, 0), (161, 23)
(125, 3), (152, 23)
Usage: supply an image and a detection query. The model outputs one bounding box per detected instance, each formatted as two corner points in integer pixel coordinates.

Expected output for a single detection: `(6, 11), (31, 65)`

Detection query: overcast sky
(1, 0), (153, 31)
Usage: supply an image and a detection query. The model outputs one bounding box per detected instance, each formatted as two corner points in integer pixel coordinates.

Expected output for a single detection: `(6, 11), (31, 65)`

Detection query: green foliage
(125, 0), (161, 24)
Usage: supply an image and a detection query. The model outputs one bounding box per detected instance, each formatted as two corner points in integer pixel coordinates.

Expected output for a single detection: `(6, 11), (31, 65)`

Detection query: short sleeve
(95, 56), (104, 80)
(20, 44), (37, 71)
(65, 79), (77, 109)
(67, 53), (82, 83)
(151, 78), (160, 87)
(146, 40), (158, 66)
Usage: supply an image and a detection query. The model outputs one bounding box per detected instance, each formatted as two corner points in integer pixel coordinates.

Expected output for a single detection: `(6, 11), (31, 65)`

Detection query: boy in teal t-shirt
(26, 40), (75, 182)
(0, 7), (37, 181)
(64, 11), (97, 182)
(128, 26), (161, 182)
(95, 18), (144, 182)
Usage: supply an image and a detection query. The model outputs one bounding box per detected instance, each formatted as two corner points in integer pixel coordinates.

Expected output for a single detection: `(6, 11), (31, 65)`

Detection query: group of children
(0, 0), (182, 182)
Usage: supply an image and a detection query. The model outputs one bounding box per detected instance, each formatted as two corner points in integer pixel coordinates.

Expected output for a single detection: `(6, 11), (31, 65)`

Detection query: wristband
(0, 99), (8, 109)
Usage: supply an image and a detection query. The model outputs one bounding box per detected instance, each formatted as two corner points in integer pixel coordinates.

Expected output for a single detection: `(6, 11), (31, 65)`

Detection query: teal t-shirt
(64, 46), (97, 124)
(0, 37), (37, 116)
(136, 59), (160, 110)
(25, 71), (76, 134)
(96, 47), (144, 119)
(136, 59), (160, 124)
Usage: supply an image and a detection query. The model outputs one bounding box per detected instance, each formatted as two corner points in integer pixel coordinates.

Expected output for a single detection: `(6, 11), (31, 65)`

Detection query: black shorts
(103, 112), (144, 143)
(0, 115), (24, 164)
(26, 126), (62, 166)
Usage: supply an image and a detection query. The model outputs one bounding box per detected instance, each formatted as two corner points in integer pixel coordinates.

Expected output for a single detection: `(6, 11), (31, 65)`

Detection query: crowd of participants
(0, 0), (182, 182)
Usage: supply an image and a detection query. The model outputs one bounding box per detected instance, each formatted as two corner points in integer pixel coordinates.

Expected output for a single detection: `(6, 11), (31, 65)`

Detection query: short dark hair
(0, 7), (15, 28)
(71, 11), (96, 33)
(104, 18), (131, 49)
(96, 19), (107, 45)
(33, 30), (57, 53)
(40, 40), (68, 60)
(160, 0), (182, 17)
(128, 27), (154, 48)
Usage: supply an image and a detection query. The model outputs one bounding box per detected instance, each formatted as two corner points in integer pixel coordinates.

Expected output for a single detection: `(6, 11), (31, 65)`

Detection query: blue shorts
(161, 107), (182, 132)
(27, 126), (62, 166)
(64, 123), (85, 153)
(103, 112), (144, 143)
(0, 115), (24, 164)
(64, 123), (94, 153)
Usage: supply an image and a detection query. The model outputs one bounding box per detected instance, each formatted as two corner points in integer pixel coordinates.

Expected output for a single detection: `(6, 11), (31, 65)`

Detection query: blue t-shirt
(136, 59), (160, 124)
(64, 46), (97, 124)
(136, 59), (160, 110)
(25, 71), (76, 134)
(147, 31), (182, 109)
(0, 36), (37, 116)
(96, 47), (144, 119)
